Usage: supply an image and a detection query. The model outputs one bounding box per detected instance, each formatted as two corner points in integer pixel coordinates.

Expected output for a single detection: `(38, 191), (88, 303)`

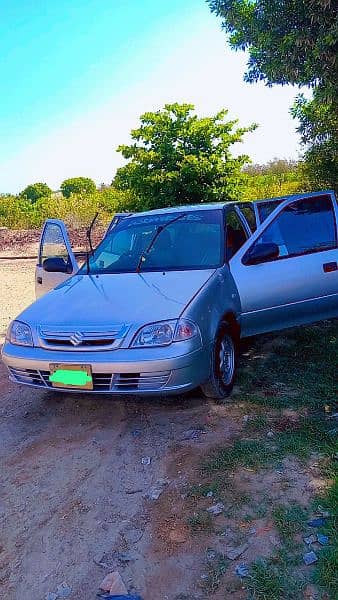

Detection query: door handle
(323, 262), (337, 273)
(37, 276), (42, 284)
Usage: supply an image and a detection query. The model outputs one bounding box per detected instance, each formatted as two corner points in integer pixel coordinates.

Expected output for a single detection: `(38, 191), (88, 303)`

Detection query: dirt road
(0, 258), (240, 599)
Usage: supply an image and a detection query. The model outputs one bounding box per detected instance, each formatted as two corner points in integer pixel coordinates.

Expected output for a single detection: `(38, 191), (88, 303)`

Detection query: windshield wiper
(136, 213), (187, 273)
(86, 212), (99, 275)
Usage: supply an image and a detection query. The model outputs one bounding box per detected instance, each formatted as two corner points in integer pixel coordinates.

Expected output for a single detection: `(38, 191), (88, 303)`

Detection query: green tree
(60, 177), (96, 198)
(292, 93), (338, 190)
(114, 103), (256, 209)
(208, 0), (337, 189)
(207, 0), (336, 94)
(20, 182), (52, 203)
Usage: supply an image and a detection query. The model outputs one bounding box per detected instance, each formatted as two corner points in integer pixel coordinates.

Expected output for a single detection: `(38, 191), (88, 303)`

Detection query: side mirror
(243, 242), (279, 265)
(43, 256), (72, 273)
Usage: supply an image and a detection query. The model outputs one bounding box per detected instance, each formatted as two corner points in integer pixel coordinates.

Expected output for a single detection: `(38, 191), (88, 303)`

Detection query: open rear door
(35, 219), (79, 298)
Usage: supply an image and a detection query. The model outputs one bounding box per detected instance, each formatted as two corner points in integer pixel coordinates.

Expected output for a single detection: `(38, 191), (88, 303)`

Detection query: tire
(201, 322), (238, 400)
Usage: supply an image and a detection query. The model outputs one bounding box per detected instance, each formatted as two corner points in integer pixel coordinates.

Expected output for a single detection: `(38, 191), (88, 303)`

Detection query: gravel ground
(0, 258), (36, 341)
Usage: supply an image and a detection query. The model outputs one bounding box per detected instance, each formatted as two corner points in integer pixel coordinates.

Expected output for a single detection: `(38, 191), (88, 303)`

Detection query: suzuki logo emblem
(70, 332), (84, 346)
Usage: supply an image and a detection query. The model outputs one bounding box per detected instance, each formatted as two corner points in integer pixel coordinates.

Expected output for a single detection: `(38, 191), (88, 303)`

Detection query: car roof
(119, 190), (335, 220)
(133, 202), (238, 217)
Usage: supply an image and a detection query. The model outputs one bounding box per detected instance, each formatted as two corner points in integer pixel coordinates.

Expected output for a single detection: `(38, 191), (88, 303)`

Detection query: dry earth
(0, 246), (330, 600)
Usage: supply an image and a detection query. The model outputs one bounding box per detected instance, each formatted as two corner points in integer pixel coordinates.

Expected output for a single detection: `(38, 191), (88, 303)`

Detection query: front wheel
(201, 323), (238, 400)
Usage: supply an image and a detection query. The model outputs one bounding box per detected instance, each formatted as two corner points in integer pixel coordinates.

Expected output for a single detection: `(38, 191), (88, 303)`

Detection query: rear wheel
(201, 323), (238, 400)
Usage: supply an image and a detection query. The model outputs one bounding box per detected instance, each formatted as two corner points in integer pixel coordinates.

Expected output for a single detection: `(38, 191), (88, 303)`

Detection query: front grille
(38, 325), (129, 351)
(112, 372), (171, 391)
(9, 367), (171, 393)
(46, 338), (115, 347)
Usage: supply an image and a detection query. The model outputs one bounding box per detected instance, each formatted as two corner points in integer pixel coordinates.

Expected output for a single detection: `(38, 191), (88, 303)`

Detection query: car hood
(19, 270), (215, 329)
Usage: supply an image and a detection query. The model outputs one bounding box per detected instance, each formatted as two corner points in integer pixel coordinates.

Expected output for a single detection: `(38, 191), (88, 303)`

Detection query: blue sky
(1, 0), (303, 193)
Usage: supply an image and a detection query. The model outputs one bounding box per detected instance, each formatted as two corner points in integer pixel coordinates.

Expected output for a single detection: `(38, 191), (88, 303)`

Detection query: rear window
(257, 195), (337, 257)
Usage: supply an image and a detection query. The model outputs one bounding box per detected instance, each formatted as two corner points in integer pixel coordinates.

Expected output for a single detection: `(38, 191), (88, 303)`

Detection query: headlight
(7, 320), (33, 347)
(131, 319), (199, 348)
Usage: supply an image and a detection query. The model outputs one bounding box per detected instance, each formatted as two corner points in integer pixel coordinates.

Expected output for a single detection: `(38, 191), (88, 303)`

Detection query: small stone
(226, 543), (249, 560)
(304, 534), (317, 545)
(268, 536), (280, 547)
(141, 456), (151, 466)
(207, 502), (225, 516)
(56, 583), (72, 598)
(100, 570), (127, 595)
(267, 431), (274, 438)
(316, 506), (330, 518)
(243, 415), (249, 423)
(46, 594), (57, 600)
(317, 534), (329, 546)
(116, 552), (137, 562)
(235, 563), (249, 578)
(123, 528), (144, 544)
(206, 491), (213, 498)
(303, 551), (318, 566)
(182, 427), (207, 441)
(307, 517), (327, 528)
(206, 549), (217, 561)
(146, 478), (169, 500)
(249, 527), (256, 535)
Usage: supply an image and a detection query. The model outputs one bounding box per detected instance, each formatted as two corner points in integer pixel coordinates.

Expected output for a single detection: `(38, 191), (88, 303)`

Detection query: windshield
(82, 209), (223, 274)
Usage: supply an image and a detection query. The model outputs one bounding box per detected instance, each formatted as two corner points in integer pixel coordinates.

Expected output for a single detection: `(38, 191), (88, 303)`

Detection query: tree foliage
(208, 0), (337, 189)
(292, 92), (337, 189)
(114, 103), (256, 209)
(60, 177), (96, 198)
(208, 0), (337, 94)
(242, 159), (312, 200)
(20, 182), (52, 203)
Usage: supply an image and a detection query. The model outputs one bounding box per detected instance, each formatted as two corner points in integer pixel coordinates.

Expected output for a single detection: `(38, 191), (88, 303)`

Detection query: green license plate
(49, 364), (93, 390)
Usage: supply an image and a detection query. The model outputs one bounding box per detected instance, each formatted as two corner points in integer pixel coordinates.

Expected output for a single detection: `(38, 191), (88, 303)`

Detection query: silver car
(2, 190), (338, 399)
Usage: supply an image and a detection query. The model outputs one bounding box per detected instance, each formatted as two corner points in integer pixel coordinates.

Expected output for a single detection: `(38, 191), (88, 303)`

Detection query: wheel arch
(219, 311), (240, 343)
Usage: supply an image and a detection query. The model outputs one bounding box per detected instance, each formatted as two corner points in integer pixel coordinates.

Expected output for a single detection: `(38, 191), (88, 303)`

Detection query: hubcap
(218, 334), (235, 386)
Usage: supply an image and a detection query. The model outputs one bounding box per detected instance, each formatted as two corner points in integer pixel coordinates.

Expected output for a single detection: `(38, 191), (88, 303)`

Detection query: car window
(251, 195), (337, 260)
(39, 223), (70, 267)
(256, 199), (283, 223)
(82, 209), (224, 273)
(240, 205), (257, 232)
(226, 210), (248, 259)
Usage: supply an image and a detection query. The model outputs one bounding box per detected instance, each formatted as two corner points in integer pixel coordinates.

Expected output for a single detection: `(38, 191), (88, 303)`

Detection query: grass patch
(246, 558), (303, 600)
(204, 414), (336, 477)
(245, 414), (268, 431)
(187, 511), (213, 534)
(237, 322), (337, 410)
(187, 480), (221, 500)
(272, 503), (307, 544)
(204, 438), (275, 474)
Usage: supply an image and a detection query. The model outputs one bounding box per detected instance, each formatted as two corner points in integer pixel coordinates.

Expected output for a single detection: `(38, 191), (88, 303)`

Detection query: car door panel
(230, 192), (338, 336)
(35, 219), (78, 298)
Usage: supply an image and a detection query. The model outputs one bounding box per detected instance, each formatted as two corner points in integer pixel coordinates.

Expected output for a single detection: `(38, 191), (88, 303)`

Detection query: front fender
(181, 267), (241, 345)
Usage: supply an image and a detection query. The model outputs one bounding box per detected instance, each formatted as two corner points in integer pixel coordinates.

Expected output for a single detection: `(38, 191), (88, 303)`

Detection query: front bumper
(1, 341), (211, 396)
